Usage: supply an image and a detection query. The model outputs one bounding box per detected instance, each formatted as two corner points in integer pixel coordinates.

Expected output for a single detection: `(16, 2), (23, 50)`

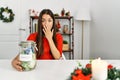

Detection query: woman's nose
(45, 21), (49, 25)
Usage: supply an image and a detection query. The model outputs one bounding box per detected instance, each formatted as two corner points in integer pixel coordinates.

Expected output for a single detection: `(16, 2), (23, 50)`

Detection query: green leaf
(107, 68), (120, 79)
(82, 68), (91, 76)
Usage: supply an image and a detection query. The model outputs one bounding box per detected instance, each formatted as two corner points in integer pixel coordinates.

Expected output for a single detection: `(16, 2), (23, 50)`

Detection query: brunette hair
(36, 9), (58, 58)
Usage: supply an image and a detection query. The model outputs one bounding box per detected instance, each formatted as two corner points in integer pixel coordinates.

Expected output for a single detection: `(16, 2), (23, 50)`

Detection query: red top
(27, 32), (63, 60)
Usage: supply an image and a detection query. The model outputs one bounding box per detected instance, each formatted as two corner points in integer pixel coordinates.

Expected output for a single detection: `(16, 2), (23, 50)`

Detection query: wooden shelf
(63, 49), (73, 52)
(57, 16), (74, 59)
(61, 33), (72, 35)
(55, 16), (73, 20)
(30, 16), (39, 19)
(30, 16), (73, 19)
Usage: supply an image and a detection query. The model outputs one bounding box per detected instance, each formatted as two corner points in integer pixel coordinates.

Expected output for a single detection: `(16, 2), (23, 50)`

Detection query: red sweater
(27, 32), (63, 60)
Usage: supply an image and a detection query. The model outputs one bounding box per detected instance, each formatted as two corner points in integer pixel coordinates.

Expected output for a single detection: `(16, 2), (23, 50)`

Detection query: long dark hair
(36, 9), (58, 58)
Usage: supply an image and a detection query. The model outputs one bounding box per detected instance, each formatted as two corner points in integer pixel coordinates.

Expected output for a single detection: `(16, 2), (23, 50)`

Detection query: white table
(0, 60), (120, 80)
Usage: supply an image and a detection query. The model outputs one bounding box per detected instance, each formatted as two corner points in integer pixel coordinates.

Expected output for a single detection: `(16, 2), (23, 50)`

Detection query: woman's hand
(11, 56), (23, 71)
(43, 25), (54, 40)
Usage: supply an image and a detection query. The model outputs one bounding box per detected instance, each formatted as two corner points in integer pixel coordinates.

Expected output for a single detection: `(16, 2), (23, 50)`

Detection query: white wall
(90, 0), (120, 59)
(0, 0), (20, 59)
(0, 0), (90, 59)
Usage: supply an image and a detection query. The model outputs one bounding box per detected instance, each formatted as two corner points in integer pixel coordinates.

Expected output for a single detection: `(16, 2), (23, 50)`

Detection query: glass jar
(19, 41), (37, 71)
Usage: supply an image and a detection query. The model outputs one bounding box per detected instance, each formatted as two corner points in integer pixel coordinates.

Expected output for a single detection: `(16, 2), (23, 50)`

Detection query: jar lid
(19, 41), (36, 47)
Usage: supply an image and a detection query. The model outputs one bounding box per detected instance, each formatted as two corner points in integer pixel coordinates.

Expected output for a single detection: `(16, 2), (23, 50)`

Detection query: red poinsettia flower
(84, 74), (92, 80)
(86, 63), (91, 68)
(108, 64), (113, 69)
(72, 73), (91, 80)
(72, 68), (92, 80)
(72, 75), (79, 80)
(75, 69), (82, 74)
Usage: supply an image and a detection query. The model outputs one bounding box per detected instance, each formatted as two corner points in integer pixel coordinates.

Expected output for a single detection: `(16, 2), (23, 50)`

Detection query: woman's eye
(42, 19), (53, 23)
(48, 20), (52, 22)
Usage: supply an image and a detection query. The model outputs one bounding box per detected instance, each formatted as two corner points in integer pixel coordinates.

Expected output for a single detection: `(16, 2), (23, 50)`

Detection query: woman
(12, 9), (63, 71)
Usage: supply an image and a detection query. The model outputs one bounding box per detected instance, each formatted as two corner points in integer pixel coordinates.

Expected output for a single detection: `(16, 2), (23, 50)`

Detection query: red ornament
(86, 63), (91, 68)
(108, 64), (113, 69)
(61, 8), (65, 16)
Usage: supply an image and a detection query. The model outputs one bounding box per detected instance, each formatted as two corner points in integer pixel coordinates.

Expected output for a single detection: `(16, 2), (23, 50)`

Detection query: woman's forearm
(48, 38), (60, 59)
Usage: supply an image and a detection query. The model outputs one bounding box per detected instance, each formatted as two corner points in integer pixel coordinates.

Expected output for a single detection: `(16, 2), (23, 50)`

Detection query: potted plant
(63, 40), (69, 51)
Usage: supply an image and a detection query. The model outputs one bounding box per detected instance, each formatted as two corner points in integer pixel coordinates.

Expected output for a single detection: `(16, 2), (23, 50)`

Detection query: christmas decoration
(65, 11), (70, 16)
(29, 9), (39, 17)
(61, 8), (65, 16)
(0, 7), (15, 22)
(68, 61), (120, 80)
